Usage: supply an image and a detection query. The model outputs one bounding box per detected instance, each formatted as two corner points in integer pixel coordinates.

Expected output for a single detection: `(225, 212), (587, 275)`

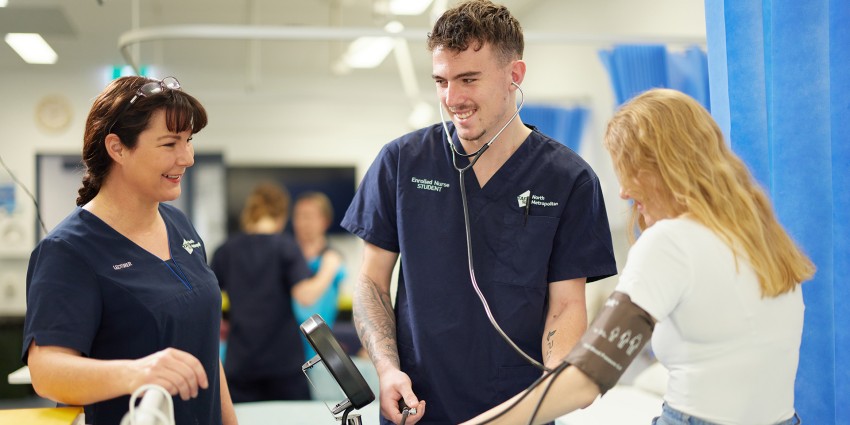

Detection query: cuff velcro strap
(564, 291), (654, 394)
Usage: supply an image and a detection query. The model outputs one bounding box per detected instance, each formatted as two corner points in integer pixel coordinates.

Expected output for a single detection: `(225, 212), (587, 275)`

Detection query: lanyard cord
(443, 83), (550, 372)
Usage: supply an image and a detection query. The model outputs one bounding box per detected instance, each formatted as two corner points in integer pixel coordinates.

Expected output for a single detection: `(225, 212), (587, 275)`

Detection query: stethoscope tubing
(439, 84), (550, 373)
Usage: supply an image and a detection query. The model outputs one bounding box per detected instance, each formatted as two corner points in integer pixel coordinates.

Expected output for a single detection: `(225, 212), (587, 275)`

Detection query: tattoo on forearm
(353, 275), (399, 369)
(546, 330), (557, 362)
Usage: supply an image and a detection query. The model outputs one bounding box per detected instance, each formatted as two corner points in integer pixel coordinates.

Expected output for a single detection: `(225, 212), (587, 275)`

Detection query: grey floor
(0, 394), (54, 410)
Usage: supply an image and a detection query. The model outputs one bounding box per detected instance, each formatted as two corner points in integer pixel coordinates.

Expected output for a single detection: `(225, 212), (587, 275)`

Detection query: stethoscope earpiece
(439, 82), (525, 171)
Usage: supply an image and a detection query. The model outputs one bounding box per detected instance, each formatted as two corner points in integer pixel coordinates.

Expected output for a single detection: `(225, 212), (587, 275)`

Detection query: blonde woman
(463, 89), (814, 425)
(291, 192), (346, 361)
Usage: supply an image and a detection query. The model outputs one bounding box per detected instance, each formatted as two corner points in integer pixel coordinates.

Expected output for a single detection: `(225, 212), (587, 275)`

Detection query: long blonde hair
(603, 88), (815, 297)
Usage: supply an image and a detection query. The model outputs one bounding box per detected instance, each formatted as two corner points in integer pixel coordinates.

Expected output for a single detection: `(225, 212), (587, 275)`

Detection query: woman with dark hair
(22, 76), (238, 425)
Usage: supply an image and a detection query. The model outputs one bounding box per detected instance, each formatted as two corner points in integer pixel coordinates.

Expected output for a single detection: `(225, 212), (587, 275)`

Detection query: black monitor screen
(225, 166), (356, 236)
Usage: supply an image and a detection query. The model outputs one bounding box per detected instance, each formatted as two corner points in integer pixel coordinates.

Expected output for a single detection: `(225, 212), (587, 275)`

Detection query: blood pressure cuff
(563, 291), (655, 395)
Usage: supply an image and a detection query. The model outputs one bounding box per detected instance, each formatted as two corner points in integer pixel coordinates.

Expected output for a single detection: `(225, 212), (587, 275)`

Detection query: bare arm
(353, 243), (399, 373)
(27, 341), (208, 406)
(354, 242), (426, 424)
(542, 278), (587, 368)
(291, 250), (343, 306)
(460, 366), (599, 425)
(464, 291), (657, 425)
(219, 361), (239, 425)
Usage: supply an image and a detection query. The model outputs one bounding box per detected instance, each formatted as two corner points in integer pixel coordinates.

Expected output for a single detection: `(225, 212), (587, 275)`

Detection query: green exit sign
(112, 65), (150, 79)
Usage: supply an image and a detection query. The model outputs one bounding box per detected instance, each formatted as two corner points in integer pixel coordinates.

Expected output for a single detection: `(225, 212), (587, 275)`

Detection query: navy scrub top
(342, 123), (617, 424)
(23, 204), (223, 425)
(211, 232), (311, 381)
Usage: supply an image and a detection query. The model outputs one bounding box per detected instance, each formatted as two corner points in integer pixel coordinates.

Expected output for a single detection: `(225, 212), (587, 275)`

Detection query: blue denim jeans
(652, 403), (801, 425)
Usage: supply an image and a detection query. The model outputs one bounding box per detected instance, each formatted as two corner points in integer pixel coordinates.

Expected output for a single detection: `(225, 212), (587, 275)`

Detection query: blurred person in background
(291, 191), (346, 361)
(211, 182), (340, 402)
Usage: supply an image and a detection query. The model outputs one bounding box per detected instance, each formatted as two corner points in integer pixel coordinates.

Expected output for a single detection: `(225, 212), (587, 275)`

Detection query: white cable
(120, 384), (175, 425)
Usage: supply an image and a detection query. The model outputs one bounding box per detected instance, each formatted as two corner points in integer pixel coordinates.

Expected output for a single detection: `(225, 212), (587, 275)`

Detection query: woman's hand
(127, 347), (209, 400)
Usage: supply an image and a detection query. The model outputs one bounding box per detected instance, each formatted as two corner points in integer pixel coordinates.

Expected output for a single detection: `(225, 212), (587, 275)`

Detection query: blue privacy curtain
(705, 1), (850, 424)
(520, 105), (588, 153)
(598, 44), (710, 109)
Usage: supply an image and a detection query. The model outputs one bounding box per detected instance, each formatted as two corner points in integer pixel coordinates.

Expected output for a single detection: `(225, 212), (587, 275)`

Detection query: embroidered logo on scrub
(516, 190), (559, 208)
(182, 238), (202, 254)
(517, 190), (530, 208)
(411, 176), (450, 192)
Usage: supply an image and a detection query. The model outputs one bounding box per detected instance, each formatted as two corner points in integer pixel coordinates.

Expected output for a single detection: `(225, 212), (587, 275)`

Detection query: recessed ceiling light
(384, 21), (404, 34)
(5, 33), (58, 64)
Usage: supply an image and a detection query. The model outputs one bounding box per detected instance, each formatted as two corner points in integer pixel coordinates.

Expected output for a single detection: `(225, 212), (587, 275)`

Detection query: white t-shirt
(616, 217), (804, 425)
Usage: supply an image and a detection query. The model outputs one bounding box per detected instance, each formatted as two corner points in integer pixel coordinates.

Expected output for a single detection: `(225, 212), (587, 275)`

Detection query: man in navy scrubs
(341, 1), (617, 423)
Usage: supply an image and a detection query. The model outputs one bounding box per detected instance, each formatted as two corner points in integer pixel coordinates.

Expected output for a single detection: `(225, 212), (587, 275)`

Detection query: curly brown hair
(427, 0), (523, 65)
(240, 182), (290, 231)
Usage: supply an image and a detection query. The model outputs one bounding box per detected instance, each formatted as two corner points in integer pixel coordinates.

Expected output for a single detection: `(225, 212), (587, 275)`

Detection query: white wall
(0, 0), (705, 314)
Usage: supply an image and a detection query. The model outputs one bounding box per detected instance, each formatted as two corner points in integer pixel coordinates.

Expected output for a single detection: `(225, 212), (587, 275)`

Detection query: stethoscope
(438, 83), (551, 373)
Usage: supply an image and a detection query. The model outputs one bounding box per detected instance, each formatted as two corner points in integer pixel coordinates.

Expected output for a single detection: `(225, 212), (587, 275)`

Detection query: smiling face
(432, 42), (521, 146)
(619, 181), (663, 228)
(116, 108), (195, 203)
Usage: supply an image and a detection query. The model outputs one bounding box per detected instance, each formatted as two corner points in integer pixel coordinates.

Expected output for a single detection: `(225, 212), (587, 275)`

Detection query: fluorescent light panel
(389, 0), (433, 15)
(0, 0), (8, 7)
(5, 33), (58, 64)
(343, 36), (395, 68)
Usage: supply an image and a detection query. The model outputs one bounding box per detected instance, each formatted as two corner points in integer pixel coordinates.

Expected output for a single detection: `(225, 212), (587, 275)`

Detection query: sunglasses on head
(107, 76), (181, 135)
